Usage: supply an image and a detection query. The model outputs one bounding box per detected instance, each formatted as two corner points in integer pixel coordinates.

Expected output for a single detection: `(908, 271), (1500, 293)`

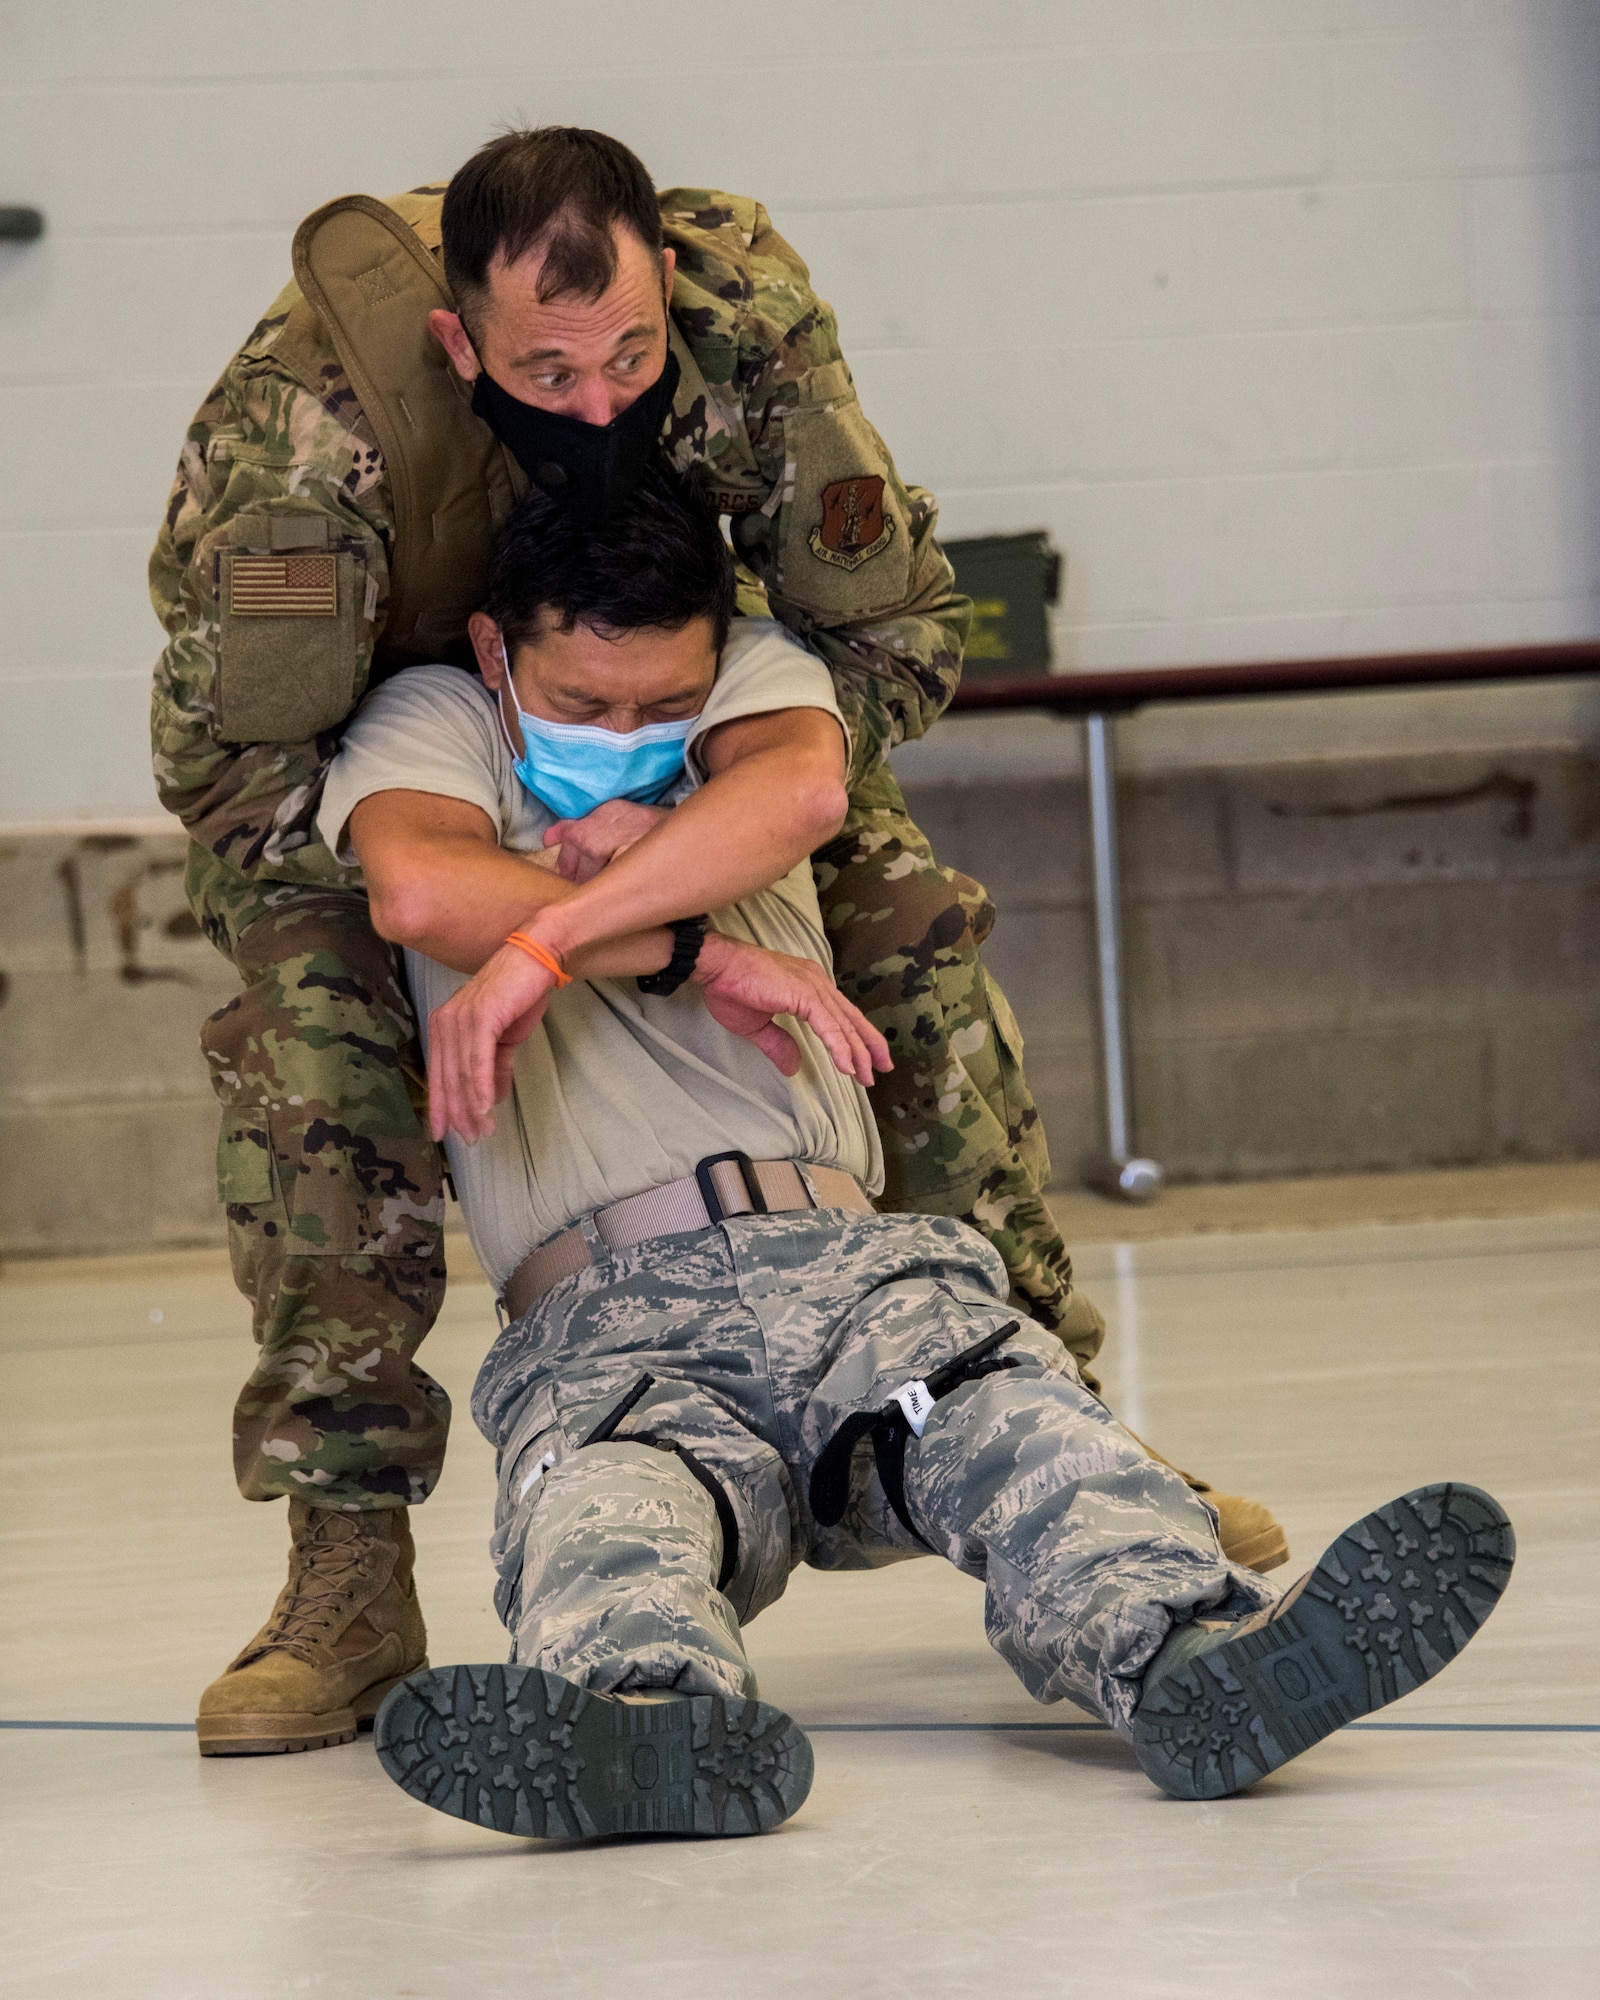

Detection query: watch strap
(637, 914), (709, 997)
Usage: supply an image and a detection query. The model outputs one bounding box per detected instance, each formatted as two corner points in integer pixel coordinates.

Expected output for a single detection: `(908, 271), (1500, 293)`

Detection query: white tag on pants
(517, 1450), (557, 1501)
(892, 1379), (936, 1438)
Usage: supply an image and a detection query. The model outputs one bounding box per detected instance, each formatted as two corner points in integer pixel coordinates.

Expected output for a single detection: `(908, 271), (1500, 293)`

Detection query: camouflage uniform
(149, 184), (1095, 1513)
(817, 760), (1104, 1376)
(198, 881), (449, 1503)
(476, 1210), (1273, 1732)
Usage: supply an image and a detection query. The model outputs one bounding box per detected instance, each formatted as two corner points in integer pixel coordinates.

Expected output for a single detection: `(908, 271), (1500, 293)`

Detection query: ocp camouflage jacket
(148, 183), (970, 893)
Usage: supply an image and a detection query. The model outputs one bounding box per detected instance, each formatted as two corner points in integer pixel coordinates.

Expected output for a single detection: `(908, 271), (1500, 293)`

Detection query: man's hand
(425, 928), (892, 1146)
(692, 933), (892, 1089)
(543, 800), (669, 883)
(426, 944), (557, 1145)
(353, 701), (846, 978)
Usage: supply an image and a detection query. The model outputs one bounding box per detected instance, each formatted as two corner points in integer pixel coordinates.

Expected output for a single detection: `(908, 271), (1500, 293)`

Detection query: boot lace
(243, 1513), (385, 1668)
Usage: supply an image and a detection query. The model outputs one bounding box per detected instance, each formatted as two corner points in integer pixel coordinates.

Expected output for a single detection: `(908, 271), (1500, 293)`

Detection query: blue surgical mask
(494, 665), (695, 821)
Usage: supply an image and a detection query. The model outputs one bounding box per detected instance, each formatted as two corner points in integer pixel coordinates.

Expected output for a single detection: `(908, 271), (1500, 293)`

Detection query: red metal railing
(943, 638), (1600, 1200)
(949, 638), (1600, 715)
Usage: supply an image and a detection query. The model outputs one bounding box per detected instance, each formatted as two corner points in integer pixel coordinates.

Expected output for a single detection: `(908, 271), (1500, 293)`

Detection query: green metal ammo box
(943, 531), (1062, 680)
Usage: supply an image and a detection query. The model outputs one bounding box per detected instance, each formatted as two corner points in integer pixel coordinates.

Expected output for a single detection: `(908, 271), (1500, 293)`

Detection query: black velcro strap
(807, 1321), (1025, 1537)
(807, 1410), (883, 1529)
(672, 1443), (741, 1593)
(809, 1407), (926, 1545)
(578, 1375), (743, 1590)
(610, 1429), (740, 1593)
(870, 1411), (928, 1547)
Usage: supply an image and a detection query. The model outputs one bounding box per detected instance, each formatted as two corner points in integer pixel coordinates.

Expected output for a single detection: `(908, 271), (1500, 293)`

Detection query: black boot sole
(374, 1663), (814, 1840)
(1131, 1482), (1515, 1801)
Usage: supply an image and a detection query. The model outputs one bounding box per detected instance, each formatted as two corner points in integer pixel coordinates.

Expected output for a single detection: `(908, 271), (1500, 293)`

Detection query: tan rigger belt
(500, 1152), (874, 1323)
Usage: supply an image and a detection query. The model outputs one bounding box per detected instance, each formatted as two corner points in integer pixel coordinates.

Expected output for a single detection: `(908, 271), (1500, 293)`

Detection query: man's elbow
(365, 871), (433, 950)
(797, 774), (850, 849)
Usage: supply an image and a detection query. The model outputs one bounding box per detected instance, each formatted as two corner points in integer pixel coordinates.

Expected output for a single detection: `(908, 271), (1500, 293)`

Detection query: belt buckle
(695, 1150), (769, 1223)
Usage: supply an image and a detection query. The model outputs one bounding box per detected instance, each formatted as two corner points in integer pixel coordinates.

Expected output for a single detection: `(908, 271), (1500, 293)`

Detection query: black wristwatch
(637, 915), (709, 997)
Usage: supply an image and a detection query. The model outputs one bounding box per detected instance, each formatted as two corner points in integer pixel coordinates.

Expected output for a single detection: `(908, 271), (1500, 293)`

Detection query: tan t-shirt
(318, 620), (883, 1288)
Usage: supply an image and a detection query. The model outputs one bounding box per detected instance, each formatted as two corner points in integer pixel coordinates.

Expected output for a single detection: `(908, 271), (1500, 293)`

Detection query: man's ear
(660, 245), (676, 307)
(429, 308), (480, 383)
(469, 611), (507, 687)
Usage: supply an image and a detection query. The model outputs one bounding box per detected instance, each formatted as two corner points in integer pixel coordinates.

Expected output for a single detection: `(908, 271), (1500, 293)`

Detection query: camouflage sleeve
(723, 206), (972, 791)
(148, 293), (393, 886)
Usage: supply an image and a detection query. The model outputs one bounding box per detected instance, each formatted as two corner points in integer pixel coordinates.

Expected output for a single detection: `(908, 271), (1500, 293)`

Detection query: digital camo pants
(187, 775), (1101, 1511)
(476, 1211), (1273, 1733)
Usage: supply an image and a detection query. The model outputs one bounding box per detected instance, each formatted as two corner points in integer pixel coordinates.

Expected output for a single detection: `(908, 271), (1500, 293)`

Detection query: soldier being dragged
(313, 467), (1512, 1830)
(161, 125), (1286, 1758)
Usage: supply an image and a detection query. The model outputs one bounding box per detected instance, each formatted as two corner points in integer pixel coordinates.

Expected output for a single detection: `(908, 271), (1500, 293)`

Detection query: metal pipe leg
(1085, 711), (1163, 1203)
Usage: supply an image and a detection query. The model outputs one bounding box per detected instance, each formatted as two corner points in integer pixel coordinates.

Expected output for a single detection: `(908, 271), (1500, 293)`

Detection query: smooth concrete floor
(1048, 1156), (1600, 1242)
(2, 1203), (1597, 1998)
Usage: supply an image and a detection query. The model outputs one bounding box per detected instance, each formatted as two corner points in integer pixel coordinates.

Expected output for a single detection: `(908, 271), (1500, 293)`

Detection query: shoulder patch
(809, 476), (896, 572)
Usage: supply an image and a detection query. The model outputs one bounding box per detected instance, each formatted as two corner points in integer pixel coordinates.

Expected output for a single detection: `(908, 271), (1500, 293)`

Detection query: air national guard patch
(809, 475), (896, 572)
(229, 553), (339, 617)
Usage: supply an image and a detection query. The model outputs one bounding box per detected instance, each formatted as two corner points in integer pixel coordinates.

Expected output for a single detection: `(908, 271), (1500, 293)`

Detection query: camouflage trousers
(193, 869), (450, 1508)
(188, 768), (1099, 1512)
(814, 764), (1103, 1375)
(476, 1211), (1272, 1732)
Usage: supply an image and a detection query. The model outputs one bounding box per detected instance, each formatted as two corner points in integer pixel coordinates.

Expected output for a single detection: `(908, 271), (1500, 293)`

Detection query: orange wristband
(504, 931), (572, 987)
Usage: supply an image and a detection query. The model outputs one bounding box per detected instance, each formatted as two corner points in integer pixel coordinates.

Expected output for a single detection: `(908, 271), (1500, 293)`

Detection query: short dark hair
(442, 127), (663, 326)
(484, 462), (735, 657)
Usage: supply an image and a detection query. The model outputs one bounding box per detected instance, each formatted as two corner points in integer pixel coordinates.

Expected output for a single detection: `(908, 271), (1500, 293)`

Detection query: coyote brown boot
(196, 1501), (428, 1756)
(1130, 1436), (1289, 1573)
(1180, 1471), (1289, 1574)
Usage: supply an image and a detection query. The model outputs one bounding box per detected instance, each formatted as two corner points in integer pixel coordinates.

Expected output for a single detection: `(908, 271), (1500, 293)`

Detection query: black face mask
(471, 349), (681, 526)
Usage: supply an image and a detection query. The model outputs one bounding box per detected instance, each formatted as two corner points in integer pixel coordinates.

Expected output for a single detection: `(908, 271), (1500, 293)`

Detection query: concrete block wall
(906, 739), (1600, 1186)
(0, 828), (235, 1256)
(4, 738), (1596, 1256)
(4, 2), (1600, 824)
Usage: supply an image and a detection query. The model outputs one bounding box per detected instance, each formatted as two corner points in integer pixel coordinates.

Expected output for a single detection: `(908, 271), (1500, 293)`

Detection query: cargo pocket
(984, 971), (1050, 1180)
(215, 1110), (277, 1212)
(266, 1101), (444, 1258)
(200, 959), (444, 1262)
(490, 1384), (564, 1630)
(498, 1385), (564, 1524)
(209, 509), (372, 744)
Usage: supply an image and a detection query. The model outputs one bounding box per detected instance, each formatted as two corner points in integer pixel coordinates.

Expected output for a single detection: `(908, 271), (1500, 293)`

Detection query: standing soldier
(150, 127), (1284, 1757)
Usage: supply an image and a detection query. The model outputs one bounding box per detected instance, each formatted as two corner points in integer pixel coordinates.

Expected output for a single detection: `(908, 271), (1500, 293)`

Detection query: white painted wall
(3, 0), (1597, 823)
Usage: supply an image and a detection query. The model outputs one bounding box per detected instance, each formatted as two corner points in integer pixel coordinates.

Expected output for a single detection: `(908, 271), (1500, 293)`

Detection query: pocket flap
(216, 1114), (275, 1207)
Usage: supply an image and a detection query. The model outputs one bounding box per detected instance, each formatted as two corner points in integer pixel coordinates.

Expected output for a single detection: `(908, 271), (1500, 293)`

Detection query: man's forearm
(362, 700), (844, 972)
(528, 745), (845, 964)
(369, 835), (672, 977)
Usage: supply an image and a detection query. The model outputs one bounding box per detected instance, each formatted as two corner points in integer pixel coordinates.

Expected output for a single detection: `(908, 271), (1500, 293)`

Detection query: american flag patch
(229, 553), (338, 618)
